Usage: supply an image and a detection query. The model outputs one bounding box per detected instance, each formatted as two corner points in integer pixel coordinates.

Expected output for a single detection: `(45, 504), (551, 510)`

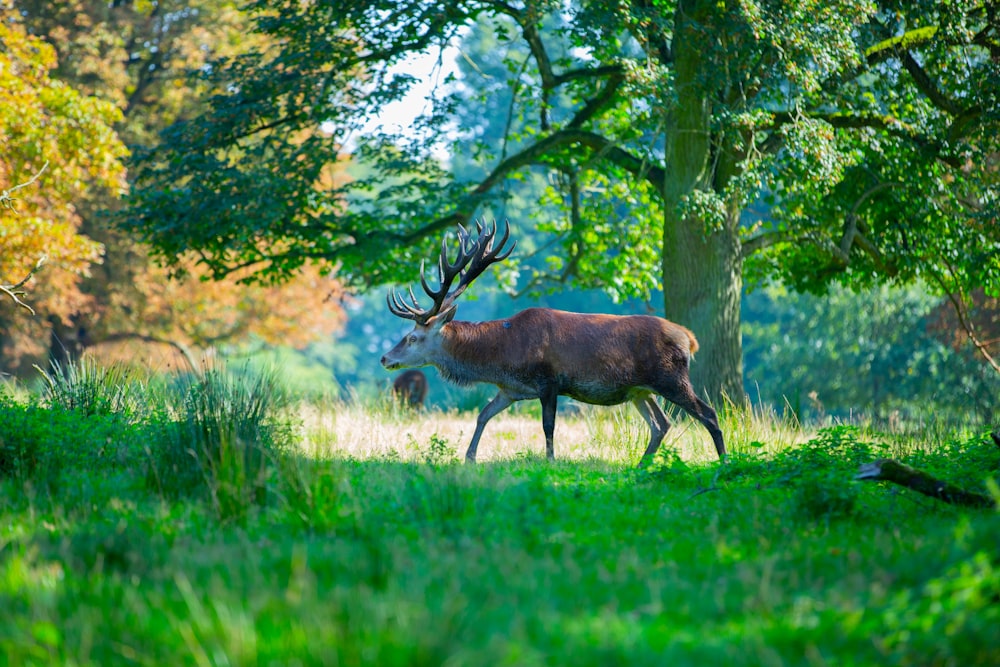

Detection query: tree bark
(660, 0), (744, 404)
(662, 214), (744, 403)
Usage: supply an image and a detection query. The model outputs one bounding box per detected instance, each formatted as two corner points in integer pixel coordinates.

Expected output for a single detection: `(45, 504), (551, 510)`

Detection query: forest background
(1, 0), (998, 425)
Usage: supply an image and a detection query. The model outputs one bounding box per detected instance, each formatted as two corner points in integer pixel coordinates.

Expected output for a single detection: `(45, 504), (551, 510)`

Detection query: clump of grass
(720, 396), (807, 457)
(36, 358), (148, 421)
(146, 365), (298, 522)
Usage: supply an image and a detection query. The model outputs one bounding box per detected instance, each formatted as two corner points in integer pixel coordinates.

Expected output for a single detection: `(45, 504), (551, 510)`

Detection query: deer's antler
(387, 219), (515, 324)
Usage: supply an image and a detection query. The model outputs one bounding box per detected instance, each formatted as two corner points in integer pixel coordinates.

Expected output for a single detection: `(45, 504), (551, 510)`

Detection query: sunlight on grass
(294, 398), (807, 465)
(298, 401), (580, 462)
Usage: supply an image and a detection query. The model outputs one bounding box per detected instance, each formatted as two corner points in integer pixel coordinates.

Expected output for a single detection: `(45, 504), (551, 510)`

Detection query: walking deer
(380, 220), (726, 465)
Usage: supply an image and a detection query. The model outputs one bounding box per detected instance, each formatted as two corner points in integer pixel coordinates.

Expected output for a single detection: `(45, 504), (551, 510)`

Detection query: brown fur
(392, 369), (428, 408)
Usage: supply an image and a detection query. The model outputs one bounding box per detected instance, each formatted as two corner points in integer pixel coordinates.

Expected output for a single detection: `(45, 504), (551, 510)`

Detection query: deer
(392, 369), (428, 408)
(379, 220), (726, 466)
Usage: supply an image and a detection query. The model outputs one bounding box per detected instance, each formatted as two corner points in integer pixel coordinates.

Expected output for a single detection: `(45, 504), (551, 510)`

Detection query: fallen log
(856, 458), (996, 509)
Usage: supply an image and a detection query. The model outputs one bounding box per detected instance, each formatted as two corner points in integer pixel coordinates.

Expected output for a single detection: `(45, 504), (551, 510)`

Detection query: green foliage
(776, 425), (877, 520)
(743, 281), (1000, 422)
(878, 551), (1000, 666)
(0, 391), (143, 485)
(0, 394), (62, 482)
(117, 0), (999, 294)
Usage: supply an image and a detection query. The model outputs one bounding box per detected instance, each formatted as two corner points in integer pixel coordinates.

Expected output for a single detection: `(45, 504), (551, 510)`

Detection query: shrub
(0, 394), (58, 481)
(0, 392), (142, 485)
(774, 425), (881, 520)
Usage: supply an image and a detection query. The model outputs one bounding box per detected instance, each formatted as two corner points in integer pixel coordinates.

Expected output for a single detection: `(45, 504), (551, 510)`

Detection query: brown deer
(392, 369), (428, 408)
(380, 220), (726, 465)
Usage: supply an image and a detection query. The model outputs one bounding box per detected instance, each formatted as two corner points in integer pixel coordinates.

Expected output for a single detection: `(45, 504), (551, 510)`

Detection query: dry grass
(294, 397), (810, 465)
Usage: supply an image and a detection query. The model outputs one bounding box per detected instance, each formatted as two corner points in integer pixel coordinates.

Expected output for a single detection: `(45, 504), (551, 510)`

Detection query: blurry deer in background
(392, 369), (428, 409)
(380, 220), (726, 465)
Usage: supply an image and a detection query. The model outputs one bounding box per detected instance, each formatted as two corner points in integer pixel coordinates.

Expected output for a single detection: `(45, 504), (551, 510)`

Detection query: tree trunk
(660, 0), (744, 404)
(662, 218), (744, 403)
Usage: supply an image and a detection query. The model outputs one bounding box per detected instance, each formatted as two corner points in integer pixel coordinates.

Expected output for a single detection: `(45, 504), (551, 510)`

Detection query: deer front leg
(465, 391), (515, 463)
(540, 385), (558, 460)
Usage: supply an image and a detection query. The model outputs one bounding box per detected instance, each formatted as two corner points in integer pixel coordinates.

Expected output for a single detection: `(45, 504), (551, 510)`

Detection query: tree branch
(361, 130), (664, 265)
(468, 128), (664, 205)
(765, 110), (963, 168)
(0, 161), (49, 212)
(98, 332), (201, 374)
(2, 164), (52, 315)
(836, 182), (902, 274)
(566, 68), (627, 129)
(926, 263), (1000, 374)
(900, 51), (961, 116)
(856, 458), (996, 509)
(863, 26), (939, 64)
(1, 257), (48, 315)
(740, 230), (793, 258)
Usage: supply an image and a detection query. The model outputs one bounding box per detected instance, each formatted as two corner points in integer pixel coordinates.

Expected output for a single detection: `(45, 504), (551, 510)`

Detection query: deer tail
(686, 328), (699, 357)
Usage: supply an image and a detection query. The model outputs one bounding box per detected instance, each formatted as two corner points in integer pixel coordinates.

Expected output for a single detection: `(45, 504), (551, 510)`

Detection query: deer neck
(434, 320), (509, 386)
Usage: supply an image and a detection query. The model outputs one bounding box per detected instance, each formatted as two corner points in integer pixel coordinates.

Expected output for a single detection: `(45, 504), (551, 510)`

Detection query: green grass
(0, 363), (998, 665)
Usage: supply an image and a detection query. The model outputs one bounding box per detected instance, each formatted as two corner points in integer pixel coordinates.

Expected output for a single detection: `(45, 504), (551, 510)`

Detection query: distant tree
(7, 0), (346, 372)
(743, 283), (999, 423)
(0, 9), (127, 366)
(927, 288), (1000, 377)
(118, 1), (1000, 400)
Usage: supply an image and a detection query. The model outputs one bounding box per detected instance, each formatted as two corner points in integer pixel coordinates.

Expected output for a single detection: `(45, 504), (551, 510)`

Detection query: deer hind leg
(657, 381), (727, 461)
(465, 391), (515, 463)
(633, 395), (671, 467)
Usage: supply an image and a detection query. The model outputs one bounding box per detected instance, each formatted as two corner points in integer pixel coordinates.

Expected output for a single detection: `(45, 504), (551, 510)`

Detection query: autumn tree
(10, 0), (346, 371)
(119, 0), (1000, 400)
(0, 7), (127, 368)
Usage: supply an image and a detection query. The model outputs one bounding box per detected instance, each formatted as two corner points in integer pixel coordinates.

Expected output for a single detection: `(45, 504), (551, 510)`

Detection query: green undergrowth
(0, 363), (998, 665)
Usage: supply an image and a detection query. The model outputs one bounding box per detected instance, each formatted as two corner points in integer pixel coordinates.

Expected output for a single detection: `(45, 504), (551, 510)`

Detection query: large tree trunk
(660, 0), (744, 404)
(662, 218), (744, 403)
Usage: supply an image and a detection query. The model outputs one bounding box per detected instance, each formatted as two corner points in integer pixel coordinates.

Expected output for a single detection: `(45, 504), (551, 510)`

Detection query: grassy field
(0, 362), (998, 666)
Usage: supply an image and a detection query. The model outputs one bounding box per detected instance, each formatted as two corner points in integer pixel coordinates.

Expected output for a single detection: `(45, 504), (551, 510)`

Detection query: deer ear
(428, 305), (457, 328)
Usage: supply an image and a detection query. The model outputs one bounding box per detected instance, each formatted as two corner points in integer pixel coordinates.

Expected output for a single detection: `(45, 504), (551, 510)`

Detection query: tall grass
(37, 357), (148, 421)
(145, 365), (296, 522)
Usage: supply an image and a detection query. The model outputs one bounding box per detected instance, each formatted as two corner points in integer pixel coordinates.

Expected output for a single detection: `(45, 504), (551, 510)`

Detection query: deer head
(381, 219), (515, 370)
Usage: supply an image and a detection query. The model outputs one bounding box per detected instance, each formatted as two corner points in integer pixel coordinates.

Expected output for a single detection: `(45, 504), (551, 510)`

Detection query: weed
(424, 433), (456, 466)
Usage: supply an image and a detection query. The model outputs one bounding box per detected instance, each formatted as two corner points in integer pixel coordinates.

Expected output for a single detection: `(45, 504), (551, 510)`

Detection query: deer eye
(408, 335), (418, 344)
